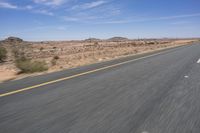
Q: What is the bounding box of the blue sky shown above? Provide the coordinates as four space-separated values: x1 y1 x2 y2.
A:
0 0 200 41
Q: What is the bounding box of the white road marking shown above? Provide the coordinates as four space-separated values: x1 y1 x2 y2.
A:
142 131 149 133
184 75 189 78
197 58 200 63
0 45 188 98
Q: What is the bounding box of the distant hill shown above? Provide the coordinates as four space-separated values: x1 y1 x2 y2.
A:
107 37 129 42
3 37 23 43
84 38 101 42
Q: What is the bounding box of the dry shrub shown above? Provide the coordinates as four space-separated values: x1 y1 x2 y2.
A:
16 58 48 73
51 56 60 66
0 46 7 62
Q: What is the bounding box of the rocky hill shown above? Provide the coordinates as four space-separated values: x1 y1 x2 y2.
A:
84 38 102 42
107 37 129 42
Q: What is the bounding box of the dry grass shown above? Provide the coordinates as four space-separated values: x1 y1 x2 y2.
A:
0 38 198 82
16 59 48 73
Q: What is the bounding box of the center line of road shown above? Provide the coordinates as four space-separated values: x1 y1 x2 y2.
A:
184 75 189 78
197 58 200 63
0 46 186 98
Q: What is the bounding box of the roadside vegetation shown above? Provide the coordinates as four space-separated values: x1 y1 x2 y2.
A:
0 37 197 82
14 49 48 73
51 56 60 66
0 46 7 62
16 57 48 73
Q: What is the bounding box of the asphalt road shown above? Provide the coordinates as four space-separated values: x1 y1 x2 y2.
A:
0 43 200 133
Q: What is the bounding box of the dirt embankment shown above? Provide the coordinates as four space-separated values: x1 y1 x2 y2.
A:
0 37 198 82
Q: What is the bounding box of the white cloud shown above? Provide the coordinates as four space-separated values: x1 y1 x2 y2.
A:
0 1 54 16
25 5 33 10
98 20 132 24
94 13 200 24
34 9 54 16
0 2 18 9
57 26 67 30
63 13 105 22
72 0 107 10
170 21 191 25
33 0 66 6
63 16 80 21
135 13 200 22
82 1 107 9
158 13 200 20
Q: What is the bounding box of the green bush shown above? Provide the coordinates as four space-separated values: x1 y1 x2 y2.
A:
0 46 7 62
16 59 48 73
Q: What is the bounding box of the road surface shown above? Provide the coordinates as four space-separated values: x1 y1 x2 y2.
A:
0 43 200 133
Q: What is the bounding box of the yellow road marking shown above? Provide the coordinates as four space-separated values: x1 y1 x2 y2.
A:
0 47 181 98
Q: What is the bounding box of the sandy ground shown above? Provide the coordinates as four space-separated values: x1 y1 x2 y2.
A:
0 64 17 82
0 39 198 82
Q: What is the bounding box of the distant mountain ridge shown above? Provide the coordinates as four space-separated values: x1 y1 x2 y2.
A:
84 38 101 42
107 37 129 42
